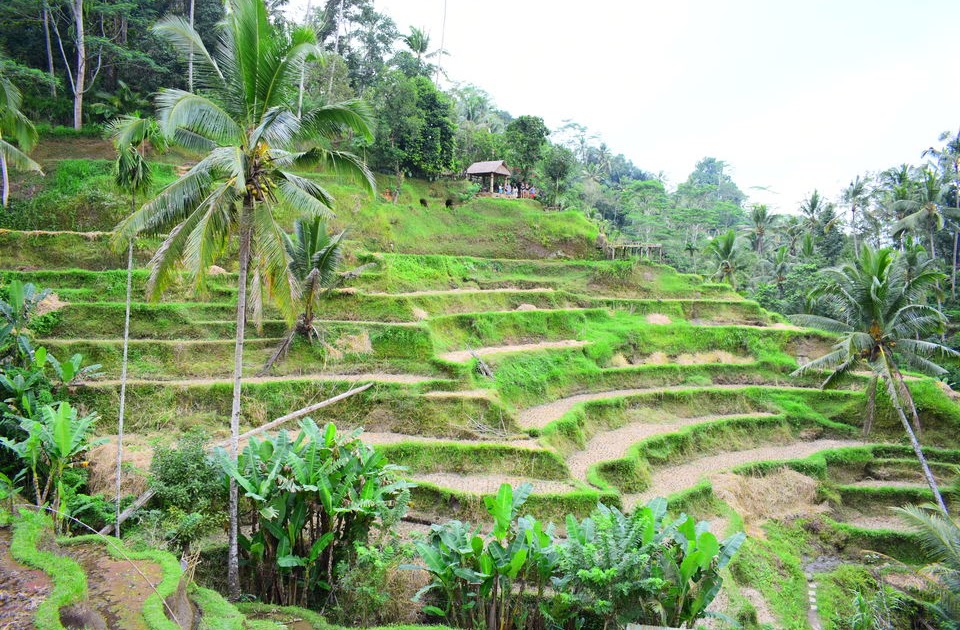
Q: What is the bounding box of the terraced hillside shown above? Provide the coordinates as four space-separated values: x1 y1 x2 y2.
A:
4 188 960 629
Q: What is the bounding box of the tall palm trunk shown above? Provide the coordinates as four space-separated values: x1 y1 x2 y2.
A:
187 0 195 92
1 149 8 208
952 228 958 300
115 237 134 535
851 205 858 254
228 202 253 599
43 2 56 97
883 361 948 515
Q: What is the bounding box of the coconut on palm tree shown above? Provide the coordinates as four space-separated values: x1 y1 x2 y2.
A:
790 245 958 514
0 74 42 208
112 0 375 597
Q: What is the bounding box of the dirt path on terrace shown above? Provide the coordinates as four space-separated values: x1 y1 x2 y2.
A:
364 287 556 297
440 340 589 363
89 372 437 387
62 543 166 630
624 439 862 509
518 384 817 430
0 228 110 238
413 473 577 495
0 528 52 628
566 413 778 483
361 431 543 450
844 515 912 531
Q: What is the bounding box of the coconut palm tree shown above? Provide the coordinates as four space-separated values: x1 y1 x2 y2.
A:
0 74 42 208
106 114 163 536
260 215 373 373
842 175 870 254
790 245 957 515
923 129 960 299
112 0 375 597
704 229 746 289
742 204 778 257
402 26 430 64
762 246 791 297
892 168 959 261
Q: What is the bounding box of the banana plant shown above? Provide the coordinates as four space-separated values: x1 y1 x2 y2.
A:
413 482 557 630
0 280 50 364
0 401 104 530
217 419 411 608
46 352 103 388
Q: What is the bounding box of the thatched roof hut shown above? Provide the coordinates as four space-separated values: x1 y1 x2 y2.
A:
466 160 512 193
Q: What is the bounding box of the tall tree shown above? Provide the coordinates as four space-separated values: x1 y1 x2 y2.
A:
112 0 374 596
791 245 957 515
106 114 162 534
842 175 870 254
892 168 959 261
742 204 778 257
923 129 960 299
0 74 41 208
504 115 548 183
704 229 746 289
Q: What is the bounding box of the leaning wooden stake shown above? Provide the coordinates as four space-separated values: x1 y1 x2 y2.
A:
99 382 373 535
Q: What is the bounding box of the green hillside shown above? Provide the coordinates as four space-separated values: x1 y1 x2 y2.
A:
3 147 959 627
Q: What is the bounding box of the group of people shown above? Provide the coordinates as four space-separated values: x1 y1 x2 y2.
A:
496 182 537 198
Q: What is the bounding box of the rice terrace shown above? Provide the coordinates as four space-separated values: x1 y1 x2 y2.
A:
0 1 959 629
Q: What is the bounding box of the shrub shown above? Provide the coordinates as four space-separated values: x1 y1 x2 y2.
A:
144 431 226 552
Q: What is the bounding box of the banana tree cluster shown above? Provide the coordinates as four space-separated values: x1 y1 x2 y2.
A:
414 485 744 630
558 499 744 629
216 419 411 608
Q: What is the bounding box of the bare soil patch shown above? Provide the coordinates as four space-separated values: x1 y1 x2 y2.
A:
645 313 671 325
439 340 588 363
413 473 576 495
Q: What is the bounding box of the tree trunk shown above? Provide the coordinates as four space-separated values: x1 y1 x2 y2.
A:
187 0 195 92
115 238 134 535
952 228 958 301
863 376 876 436
851 205 858 254
1 150 8 209
227 202 253 599
72 0 85 130
326 0 344 96
883 363 948 515
43 2 56 97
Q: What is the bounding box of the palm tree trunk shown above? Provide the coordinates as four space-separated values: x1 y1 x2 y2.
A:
952 228 958 301
851 205 858 254
115 237 134 536
883 363 948 515
227 202 253 599
1 152 8 208
187 0 195 92
863 376 877 436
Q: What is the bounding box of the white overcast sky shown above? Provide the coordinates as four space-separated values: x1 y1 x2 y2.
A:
288 0 960 212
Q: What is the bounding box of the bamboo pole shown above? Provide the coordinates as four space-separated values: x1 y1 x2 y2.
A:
99 383 373 535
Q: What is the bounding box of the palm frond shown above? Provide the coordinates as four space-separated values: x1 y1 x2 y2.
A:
275 171 336 217
157 90 245 148
0 139 41 173
787 313 854 334
152 14 224 87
